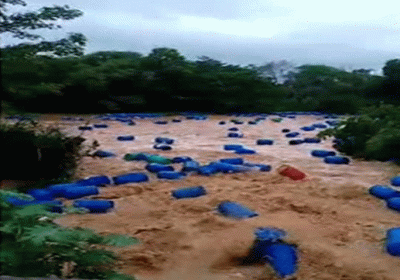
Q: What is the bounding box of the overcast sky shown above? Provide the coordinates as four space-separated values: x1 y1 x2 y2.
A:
3 0 400 72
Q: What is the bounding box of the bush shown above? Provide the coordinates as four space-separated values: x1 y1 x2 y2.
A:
1 118 97 185
318 104 400 163
0 189 138 279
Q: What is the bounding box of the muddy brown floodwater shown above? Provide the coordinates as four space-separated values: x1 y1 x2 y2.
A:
5 114 400 280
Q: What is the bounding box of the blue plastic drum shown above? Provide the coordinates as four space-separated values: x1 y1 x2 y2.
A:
219 158 244 165
235 148 256 154
197 165 219 176
47 183 84 197
172 186 206 199
288 140 303 145
228 132 244 138
93 124 108 128
117 135 135 141
223 144 243 151
78 126 92 131
181 161 200 172
77 175 112 186
153 144 172 150
311 150 336 158
387 197 400 212
228 127 239 131
155 137 174 144
303 138 321 144
112 173 149 185
61 186 99 199
262 243 298 278
26 189 54 201
368 186 400 200
157 171 185 180
391 176 400 187
217 201 258 219
300 126 315 131
172 156 193 163
145 163 174 173
256 139 274 145
285 132 300 138
324 156 350 164
386 227 400 256
73 200 114 213
93 150 115 158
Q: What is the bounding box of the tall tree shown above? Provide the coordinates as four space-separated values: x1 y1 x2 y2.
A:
0 0 86 59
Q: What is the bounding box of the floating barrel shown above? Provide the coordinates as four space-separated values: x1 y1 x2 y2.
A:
303 138 321 144
324 156 350 164
285 132 300 138
155 137 174 144
312 123 328 129
77 175 112 186
218 121 226 125
228 132 244 138
217 201 258 219
391 176 400 187
112 173 149 185
47 183 84 198
197 165 220 176
145 163 174 173
228 127 239 131
154 121 168 125
153 144 172 151
300 126 315 131
5 197 63 212
172 156 193 163
387 197 400 212
208 162 252 173
261 243 298 278
256 139 274 145
219 158 244 165
369 185 400 200
288 140 303 145
172 119 181 122
171 186 206 199
61 186 99 199
26 189 54 201
78 126 92 131
224 144 243 151
243 163 271 172
93 124 108 128
93 150 115 158
235 148 256 154
157 171 185 180
117 135 135 141
181 160 200 172
282 129 290 133
311 150 336 158
386 227 400 256
278 165 306 180
73 200 114 213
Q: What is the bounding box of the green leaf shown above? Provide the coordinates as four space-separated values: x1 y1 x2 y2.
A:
101 234 139 247
20 225 60 246
106 272 137 280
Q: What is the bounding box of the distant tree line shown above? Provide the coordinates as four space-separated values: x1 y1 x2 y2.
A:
1 0 399 115
1 49 399 114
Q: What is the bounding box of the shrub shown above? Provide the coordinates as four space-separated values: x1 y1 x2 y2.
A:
317 104 400 163
1 118 98 187
0 189 138 279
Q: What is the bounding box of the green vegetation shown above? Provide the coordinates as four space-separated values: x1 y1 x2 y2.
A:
318 104 400 163
0 189 137 279
1 119 98 190
3 49 398 114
